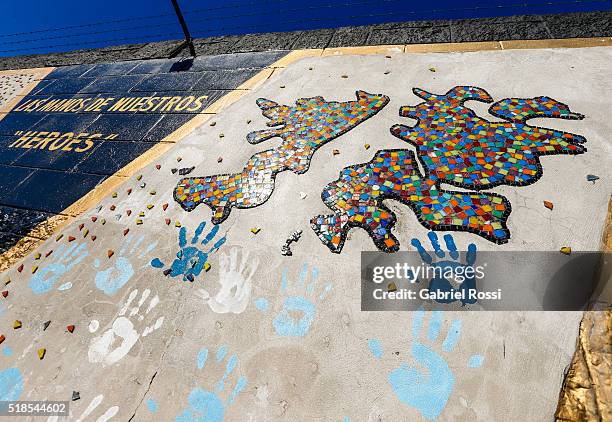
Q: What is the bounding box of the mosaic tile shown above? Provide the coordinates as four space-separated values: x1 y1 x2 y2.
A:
174 91 390 223
311 86 587 253
393 87 587 190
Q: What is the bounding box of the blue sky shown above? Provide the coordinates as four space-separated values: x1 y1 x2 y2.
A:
0 0 609 57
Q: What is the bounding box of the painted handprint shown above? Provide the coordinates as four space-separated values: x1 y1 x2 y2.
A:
411 232 478 306
74 394 119 422
151 221 226 282
29 242 89 294
0 367 23 401
369 309 484 420
199 248 259 314
177 345 247 422
88 288 164 366
255 263 332 337
93 234 157 295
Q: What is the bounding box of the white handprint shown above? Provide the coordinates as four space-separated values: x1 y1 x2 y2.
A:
72 394 118 422
88 289 163 366
198 248 258 314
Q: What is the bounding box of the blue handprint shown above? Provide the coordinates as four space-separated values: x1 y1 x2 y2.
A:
369 309 483 420
29 242 89 294
411 232 477 306
176 345 247 422
0 367 23 401
93 234 157 295
255 264 332 337
151 222 226 282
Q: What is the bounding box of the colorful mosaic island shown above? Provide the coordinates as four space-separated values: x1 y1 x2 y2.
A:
311 86 587 253
174 91 390 223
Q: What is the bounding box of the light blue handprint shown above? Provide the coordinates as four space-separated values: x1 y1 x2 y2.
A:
0 367 23 401
369 309 483 420
146 398 158 413
255 264 332 337
93 234 157 295
411 232 478 306
151 221 226 282
29 242 89 294
176 345 247 422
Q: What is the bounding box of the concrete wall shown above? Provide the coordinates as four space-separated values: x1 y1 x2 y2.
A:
0 10 610 70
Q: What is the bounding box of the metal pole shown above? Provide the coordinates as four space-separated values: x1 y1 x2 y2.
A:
170 0 196 57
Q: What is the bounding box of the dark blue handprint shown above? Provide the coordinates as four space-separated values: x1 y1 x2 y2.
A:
411 232 477 306
151 222 226 282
